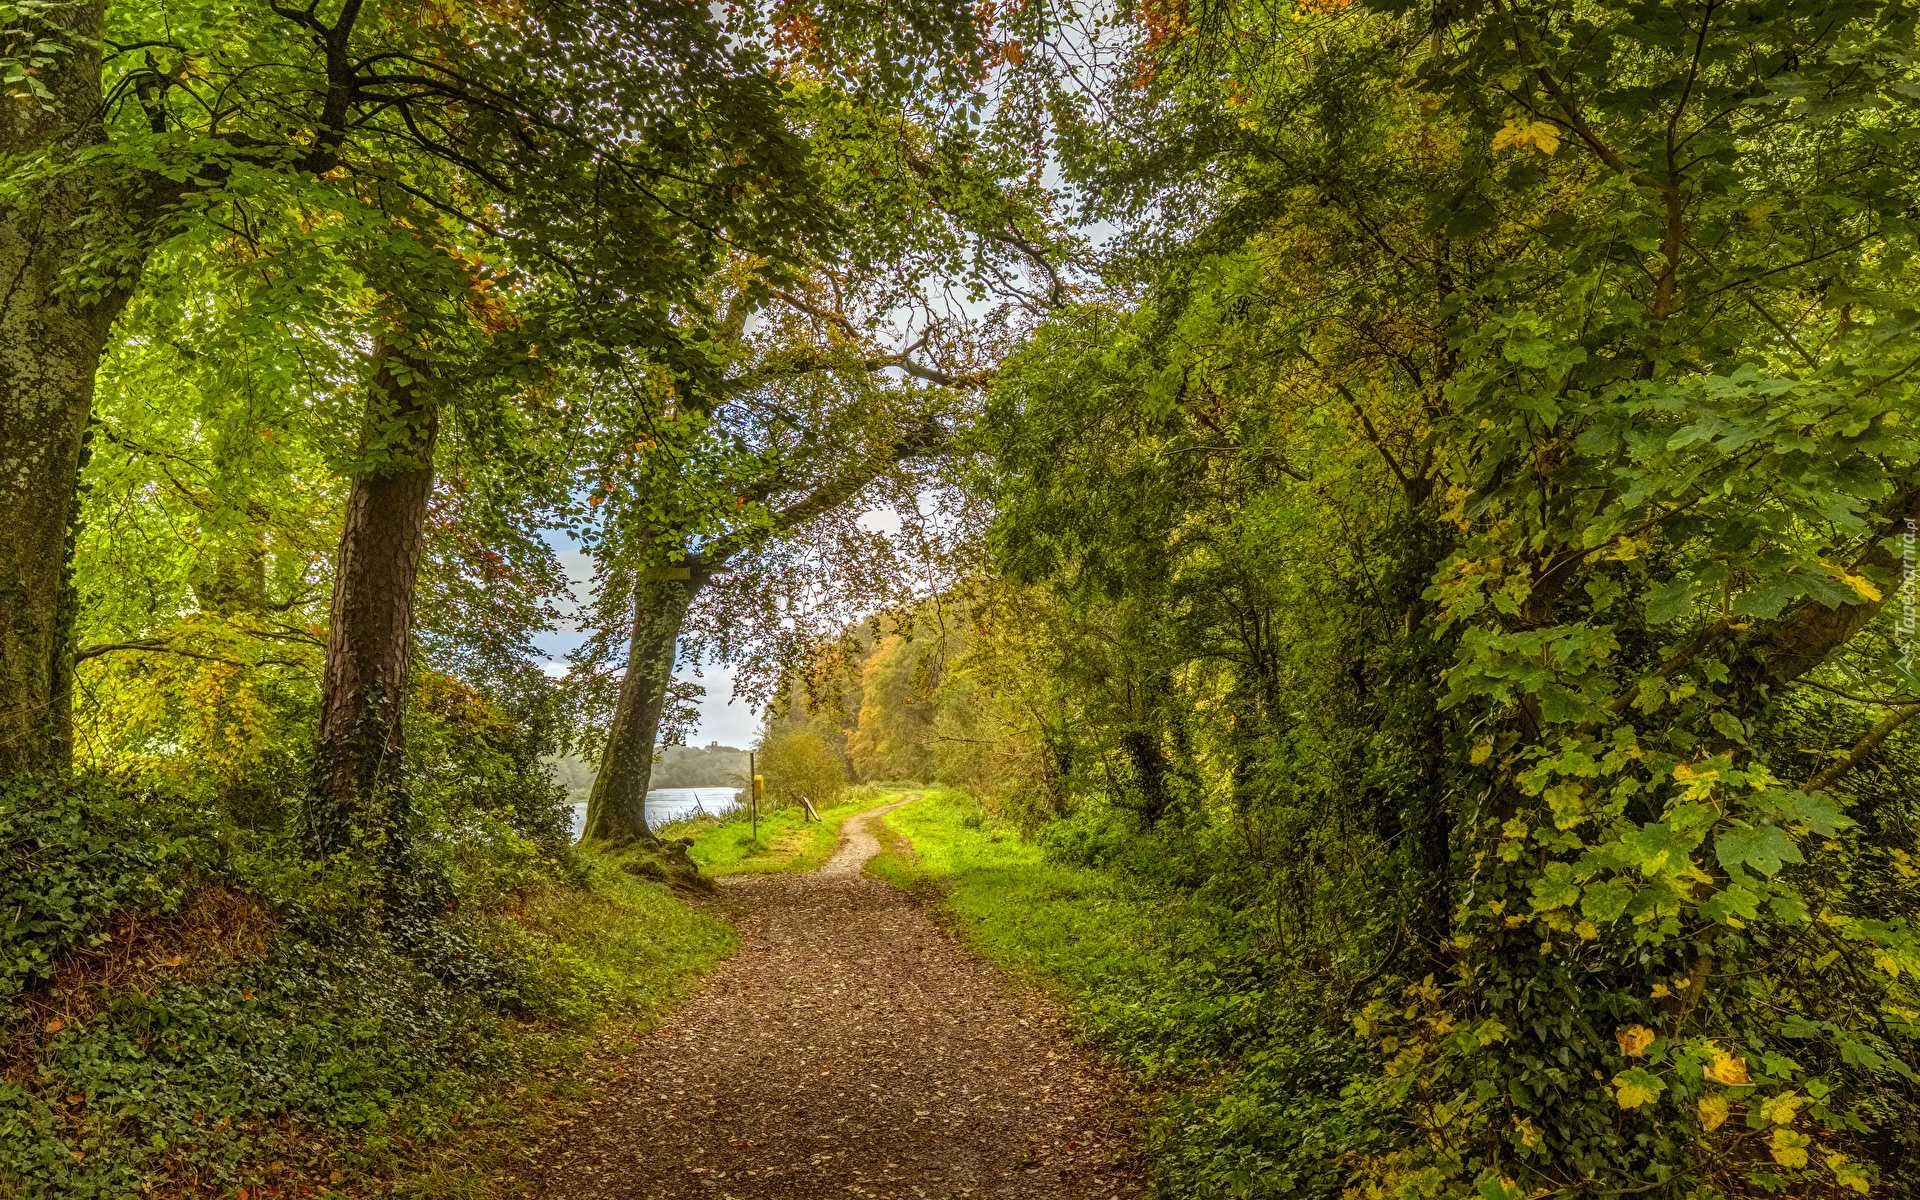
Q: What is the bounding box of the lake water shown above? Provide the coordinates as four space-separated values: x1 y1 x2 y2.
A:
566 786 741 840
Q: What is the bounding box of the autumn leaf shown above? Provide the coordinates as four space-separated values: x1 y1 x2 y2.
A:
1612 1067 1665 1108
1703 1045 1749 1086
1696 1093 1730 1130
1769 1127 1811 1169
1758 1091 1803 1126
1515 1118 1540 1149
1615 1025 1655 1058
1492 116 1561 155
1827 1153 1873 1195
44 1017 64 1034
1829 567 1882 603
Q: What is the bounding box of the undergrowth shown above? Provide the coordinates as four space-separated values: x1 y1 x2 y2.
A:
0 773 732 1200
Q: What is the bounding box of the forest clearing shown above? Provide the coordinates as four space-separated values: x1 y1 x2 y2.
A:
3 0 1919 1198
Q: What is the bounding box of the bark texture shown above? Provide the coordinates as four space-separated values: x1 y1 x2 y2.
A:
582 562 701 845
0 1 129 776
306 338 438 855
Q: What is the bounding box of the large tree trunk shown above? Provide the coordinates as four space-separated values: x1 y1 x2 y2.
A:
583 561 702 846
0 1 129 777
305 337 438 857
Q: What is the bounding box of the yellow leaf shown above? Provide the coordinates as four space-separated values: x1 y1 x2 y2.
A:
1703 1045 1749 1086
1615 1025 1655 1058
1472 739 1494 765
1575 919 1599 940
1833 569 1882 603
1650 983 1670 999
1612 1070 1662 1108
1828 1153 1872 1195
1696 1093 1730 1130
1758 1091 1803 1126
1492 117 1561 155
1769 1127 1811 1169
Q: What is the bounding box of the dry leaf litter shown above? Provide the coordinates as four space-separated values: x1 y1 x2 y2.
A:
524 802 1143 1200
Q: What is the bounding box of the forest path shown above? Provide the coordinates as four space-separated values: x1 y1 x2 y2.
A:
525 800 1142 1200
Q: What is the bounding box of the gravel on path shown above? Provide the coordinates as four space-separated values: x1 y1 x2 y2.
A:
524 801 1143 1200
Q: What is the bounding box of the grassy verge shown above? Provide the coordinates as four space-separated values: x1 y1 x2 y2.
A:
1 779 734 1200
660 789 892 876
865 789 1155 996
865 790 1360 1200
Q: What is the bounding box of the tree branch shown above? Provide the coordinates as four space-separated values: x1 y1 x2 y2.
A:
1805 704 1920 792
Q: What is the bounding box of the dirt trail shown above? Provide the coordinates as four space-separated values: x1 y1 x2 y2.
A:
525 800 1143 1200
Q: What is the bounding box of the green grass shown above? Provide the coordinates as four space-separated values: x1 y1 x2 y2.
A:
518 852 737 1012
864 791 1368 1200
865 789 1155 995
661 791 894 876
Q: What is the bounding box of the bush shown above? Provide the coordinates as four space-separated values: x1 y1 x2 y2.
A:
753 728 847 810
0 776 202 1008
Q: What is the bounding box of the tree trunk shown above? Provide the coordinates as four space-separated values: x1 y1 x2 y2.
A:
305 337 438 856
0 1 128 777
583 562 701 845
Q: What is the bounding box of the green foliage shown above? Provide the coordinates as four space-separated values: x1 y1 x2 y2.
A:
933 0 1920 1193
0 755 729 1198
754 726 848 810
0 777 200 1008
668 793 879 875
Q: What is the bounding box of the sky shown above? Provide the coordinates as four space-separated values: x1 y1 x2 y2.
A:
533 505 904 751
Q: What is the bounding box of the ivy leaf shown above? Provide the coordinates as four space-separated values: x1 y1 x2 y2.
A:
1715 824 1803 876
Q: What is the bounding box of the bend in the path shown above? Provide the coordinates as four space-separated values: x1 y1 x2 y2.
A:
525 798 1142 1200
